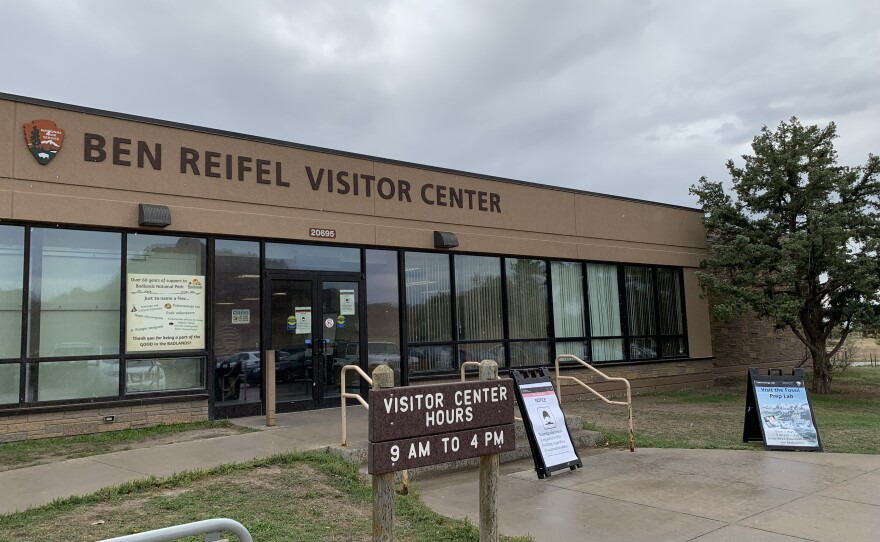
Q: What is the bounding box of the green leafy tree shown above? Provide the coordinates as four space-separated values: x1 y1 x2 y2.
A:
690 117 880 393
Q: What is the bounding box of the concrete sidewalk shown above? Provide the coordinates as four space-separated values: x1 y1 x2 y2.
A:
418 447 880 542
0 407 368 515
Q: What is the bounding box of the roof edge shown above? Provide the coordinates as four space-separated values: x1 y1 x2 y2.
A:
1 91 703 213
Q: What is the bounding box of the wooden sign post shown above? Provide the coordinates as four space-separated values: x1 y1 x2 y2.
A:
368 361 514 542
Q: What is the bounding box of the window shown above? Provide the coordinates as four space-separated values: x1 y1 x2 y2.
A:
405 252 451 343
28 228 122 358
27 359 119 402
658 268 687 357
506 259 549 339
126 357 203 393
455 255 503 341
266 243 360 272
624 266 657 360
586 263 624 362
213 240 261 404
366 250 401 386
0 225 24 361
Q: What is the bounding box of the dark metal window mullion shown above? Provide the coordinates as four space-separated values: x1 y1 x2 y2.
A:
205 238 215 411
652 266 662 360
678 268 689 357
617 264 630 361
582 261 593 363
398 249 409 386
119 233 128 398
500 258 511 369
546 259 556 366
448 253 459 370
25 227 44 403
18 226 31 405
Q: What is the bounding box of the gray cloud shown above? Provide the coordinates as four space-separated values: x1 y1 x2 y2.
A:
1 0 878 207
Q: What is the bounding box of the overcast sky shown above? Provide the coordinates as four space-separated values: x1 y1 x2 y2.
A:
1 1 878 207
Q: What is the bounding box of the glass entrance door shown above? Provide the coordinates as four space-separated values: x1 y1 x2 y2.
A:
266 274 362 412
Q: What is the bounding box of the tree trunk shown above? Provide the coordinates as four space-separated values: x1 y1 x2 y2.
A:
811 347 833 394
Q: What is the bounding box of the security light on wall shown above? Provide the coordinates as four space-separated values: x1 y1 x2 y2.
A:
434 231 459 249
138 204 172 227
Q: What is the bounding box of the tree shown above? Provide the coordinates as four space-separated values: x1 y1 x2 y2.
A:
690 117 880 393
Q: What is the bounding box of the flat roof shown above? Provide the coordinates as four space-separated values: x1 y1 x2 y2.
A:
1 92 702 213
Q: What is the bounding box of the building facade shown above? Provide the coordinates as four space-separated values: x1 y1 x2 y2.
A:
0 93 715 441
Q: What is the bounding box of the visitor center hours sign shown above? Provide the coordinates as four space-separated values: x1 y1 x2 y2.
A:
368 380 516 474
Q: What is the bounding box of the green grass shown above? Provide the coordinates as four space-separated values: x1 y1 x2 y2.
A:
0 420 252 470
578 367 880 454
0 451 531 542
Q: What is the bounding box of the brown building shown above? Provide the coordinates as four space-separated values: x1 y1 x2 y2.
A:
0 93 733 441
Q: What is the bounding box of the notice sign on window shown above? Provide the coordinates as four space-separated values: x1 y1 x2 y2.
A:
340 289 356 315
295 307 312 335
126 274 205 352
231 309 250 324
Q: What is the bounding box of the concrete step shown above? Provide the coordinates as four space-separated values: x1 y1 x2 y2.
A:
327 415 602 480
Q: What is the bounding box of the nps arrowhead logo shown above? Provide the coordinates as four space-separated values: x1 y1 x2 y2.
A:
23 119 65 165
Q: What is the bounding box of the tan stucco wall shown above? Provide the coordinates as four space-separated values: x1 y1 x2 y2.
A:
0 95 713 358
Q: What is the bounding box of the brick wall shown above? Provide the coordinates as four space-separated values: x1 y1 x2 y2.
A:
0 399 209 443
554 358 716 399
710 311 806 380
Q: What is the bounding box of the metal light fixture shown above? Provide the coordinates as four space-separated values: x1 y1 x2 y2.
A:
434 231 459 249
138 204 172 227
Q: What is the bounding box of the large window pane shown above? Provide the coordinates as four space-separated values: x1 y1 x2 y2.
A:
556 341 589 363
128 234 205 275
27 359 119 401
126 357 202 393
592 339 624 362
0 226 24 360
658 268 684 335
0 364 19 404
29 229 121 357
625 267 656 336
457 342 505 366
366 250 401 385
405 252 451 342
266 243 360 272
455 256 503 341
551 261 585 338
506 259 549 339
408 345 455 374
586 263 623 361
509 341 550 367
214 240 261 404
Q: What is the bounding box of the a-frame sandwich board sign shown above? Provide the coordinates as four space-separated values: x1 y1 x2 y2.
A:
743 367 822 451
512 368 583 479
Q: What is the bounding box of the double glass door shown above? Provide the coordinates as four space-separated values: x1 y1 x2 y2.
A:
265 273 363 411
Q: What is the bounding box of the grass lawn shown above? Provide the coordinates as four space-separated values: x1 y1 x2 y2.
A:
0 451 531 542
0 420 254 472
567 366 880 454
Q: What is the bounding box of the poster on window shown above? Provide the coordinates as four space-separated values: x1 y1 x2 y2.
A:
340 289 356 315
295 307 312 334
126 273 205 352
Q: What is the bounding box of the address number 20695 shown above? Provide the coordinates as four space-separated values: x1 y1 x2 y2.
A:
309 228 337 239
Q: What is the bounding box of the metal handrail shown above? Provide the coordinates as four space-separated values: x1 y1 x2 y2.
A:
340 364 373 447
460 360 522 422
97 518 253 542
555 354 635 451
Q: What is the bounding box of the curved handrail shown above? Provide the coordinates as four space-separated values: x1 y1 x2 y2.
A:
340 364 373 447
555 354 635 452
98 518 253 542
461 360 522 422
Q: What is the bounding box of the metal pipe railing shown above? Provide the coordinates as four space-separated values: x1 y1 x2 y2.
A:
555 354 635 451
97 518 253 542
340 364 372 447
460 360 522 422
